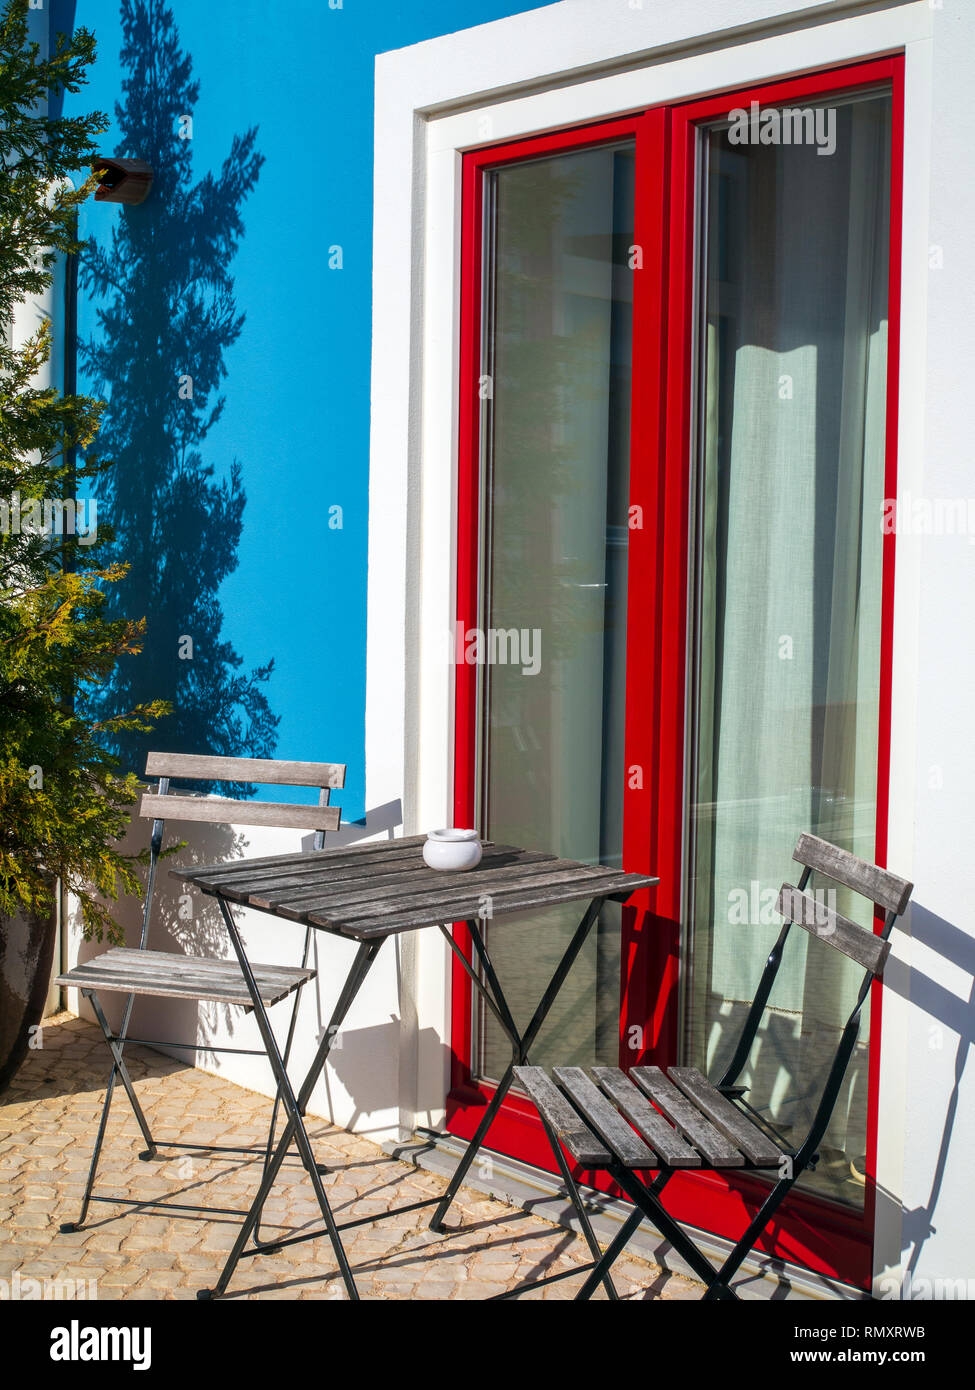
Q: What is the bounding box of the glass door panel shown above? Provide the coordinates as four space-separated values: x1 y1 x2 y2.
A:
474 143 635 1083
685 91 893 1208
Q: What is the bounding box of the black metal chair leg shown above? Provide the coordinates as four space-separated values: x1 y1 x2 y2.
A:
86 991 157 1157
573 1204 645 1300
701 1171 799 1300
536 1112 621 1300
612 1166 737 1298
60 824 166 1232
570 1167 676 1300
59 1060 121 1232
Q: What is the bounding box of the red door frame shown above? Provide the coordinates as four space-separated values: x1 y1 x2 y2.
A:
448 54 904 1290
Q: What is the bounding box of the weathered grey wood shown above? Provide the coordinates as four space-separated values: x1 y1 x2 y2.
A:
513 1067 611 1167
308 863 650 927
57 949 310 992
55 970 306 1007
793 832 912 916
59 947 292 979
172 838 657 941
171 835 431 888
276 856 603 921
56 948 313 1008
552 1068 657 1169
140 794 341 832
591 1068 700 1168
776 885 891 975
309 870 660 939
145 751 346 789
667 1067 782 1167
253 848 543 913
631 1067 745 1167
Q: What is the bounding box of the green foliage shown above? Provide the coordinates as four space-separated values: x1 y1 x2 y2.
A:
0 0 168 942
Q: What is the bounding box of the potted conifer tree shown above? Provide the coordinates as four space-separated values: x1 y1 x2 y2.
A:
0 0 166 1091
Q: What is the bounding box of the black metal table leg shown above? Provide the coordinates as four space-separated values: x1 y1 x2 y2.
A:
253 923 322 1247
429 897 605 1232
199 906 381 1301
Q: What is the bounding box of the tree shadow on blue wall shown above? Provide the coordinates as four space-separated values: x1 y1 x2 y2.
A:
80 0 276 796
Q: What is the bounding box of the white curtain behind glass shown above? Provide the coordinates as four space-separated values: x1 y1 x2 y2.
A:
689 95 891 1203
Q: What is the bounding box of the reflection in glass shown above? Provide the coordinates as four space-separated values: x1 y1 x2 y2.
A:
475 145 635 1082
686 94 892 1207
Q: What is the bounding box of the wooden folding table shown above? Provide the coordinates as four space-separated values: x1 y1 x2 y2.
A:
173 833 658 1300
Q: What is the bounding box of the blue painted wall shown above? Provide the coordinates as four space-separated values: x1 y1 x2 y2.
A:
68 0 549 819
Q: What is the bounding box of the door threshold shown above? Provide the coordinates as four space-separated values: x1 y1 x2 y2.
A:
384 1131 869 1302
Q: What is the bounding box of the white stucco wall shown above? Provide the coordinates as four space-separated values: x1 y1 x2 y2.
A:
59 0 975 1295
894 0 975 1297
364 0 975 1295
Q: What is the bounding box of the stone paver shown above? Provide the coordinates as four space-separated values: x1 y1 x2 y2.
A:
0 1013 703 1302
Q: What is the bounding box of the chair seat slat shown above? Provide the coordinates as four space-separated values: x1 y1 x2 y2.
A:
56 948 313 1009
513 1067 611 1167
552 1068 657 1169
591 1068 700 1168
666 1068 783 1167
631 1067 744 1167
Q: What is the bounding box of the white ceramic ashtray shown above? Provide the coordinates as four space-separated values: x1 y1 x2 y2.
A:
423 828 483 872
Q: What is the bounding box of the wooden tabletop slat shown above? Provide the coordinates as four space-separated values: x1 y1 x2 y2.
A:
223 839 525 906
310 871 659 939
235 845 529 908
204 839 438 892
171 834 431 887
297 861 631 925
172 837 657 942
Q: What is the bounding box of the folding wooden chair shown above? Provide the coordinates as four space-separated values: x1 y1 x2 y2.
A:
509 833 913 1299
55 751 345 1234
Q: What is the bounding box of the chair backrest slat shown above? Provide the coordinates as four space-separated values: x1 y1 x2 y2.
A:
139 793 340 833
793 831 912 916
776 885 891 977
143 752 346 789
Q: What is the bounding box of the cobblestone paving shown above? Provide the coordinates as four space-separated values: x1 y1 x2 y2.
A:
0 1014 703 1301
